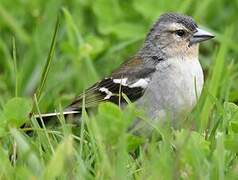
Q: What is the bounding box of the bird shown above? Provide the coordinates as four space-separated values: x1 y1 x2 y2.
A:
35 12 214 132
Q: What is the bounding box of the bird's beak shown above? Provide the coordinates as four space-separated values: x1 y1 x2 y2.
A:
189 28 214 46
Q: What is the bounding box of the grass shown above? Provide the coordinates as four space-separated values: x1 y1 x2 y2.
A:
0 0 238 179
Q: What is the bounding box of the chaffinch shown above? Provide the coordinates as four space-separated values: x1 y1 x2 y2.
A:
36 13 214 130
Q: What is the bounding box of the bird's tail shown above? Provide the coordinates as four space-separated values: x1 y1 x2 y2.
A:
34 110 80 119
33 110 81 123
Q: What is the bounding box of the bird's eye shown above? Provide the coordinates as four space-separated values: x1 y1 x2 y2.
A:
175 30 186 37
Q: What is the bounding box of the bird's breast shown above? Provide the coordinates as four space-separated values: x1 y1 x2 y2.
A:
137 57 204 121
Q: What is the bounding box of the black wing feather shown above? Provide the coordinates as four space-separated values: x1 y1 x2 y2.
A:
67 78 145 111
66 56 158 112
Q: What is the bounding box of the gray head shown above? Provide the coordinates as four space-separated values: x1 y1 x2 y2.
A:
140 13 214 60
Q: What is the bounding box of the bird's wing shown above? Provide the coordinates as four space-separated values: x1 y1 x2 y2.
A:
66 56 157 112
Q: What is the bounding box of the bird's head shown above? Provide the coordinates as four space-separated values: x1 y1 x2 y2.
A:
141 13 214 60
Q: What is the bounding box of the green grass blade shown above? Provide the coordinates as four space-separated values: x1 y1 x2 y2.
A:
33 94 55 154
43 136 74 179
200 27 233 131
12 37 18 97
36 16 60 100
10 128 43 176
